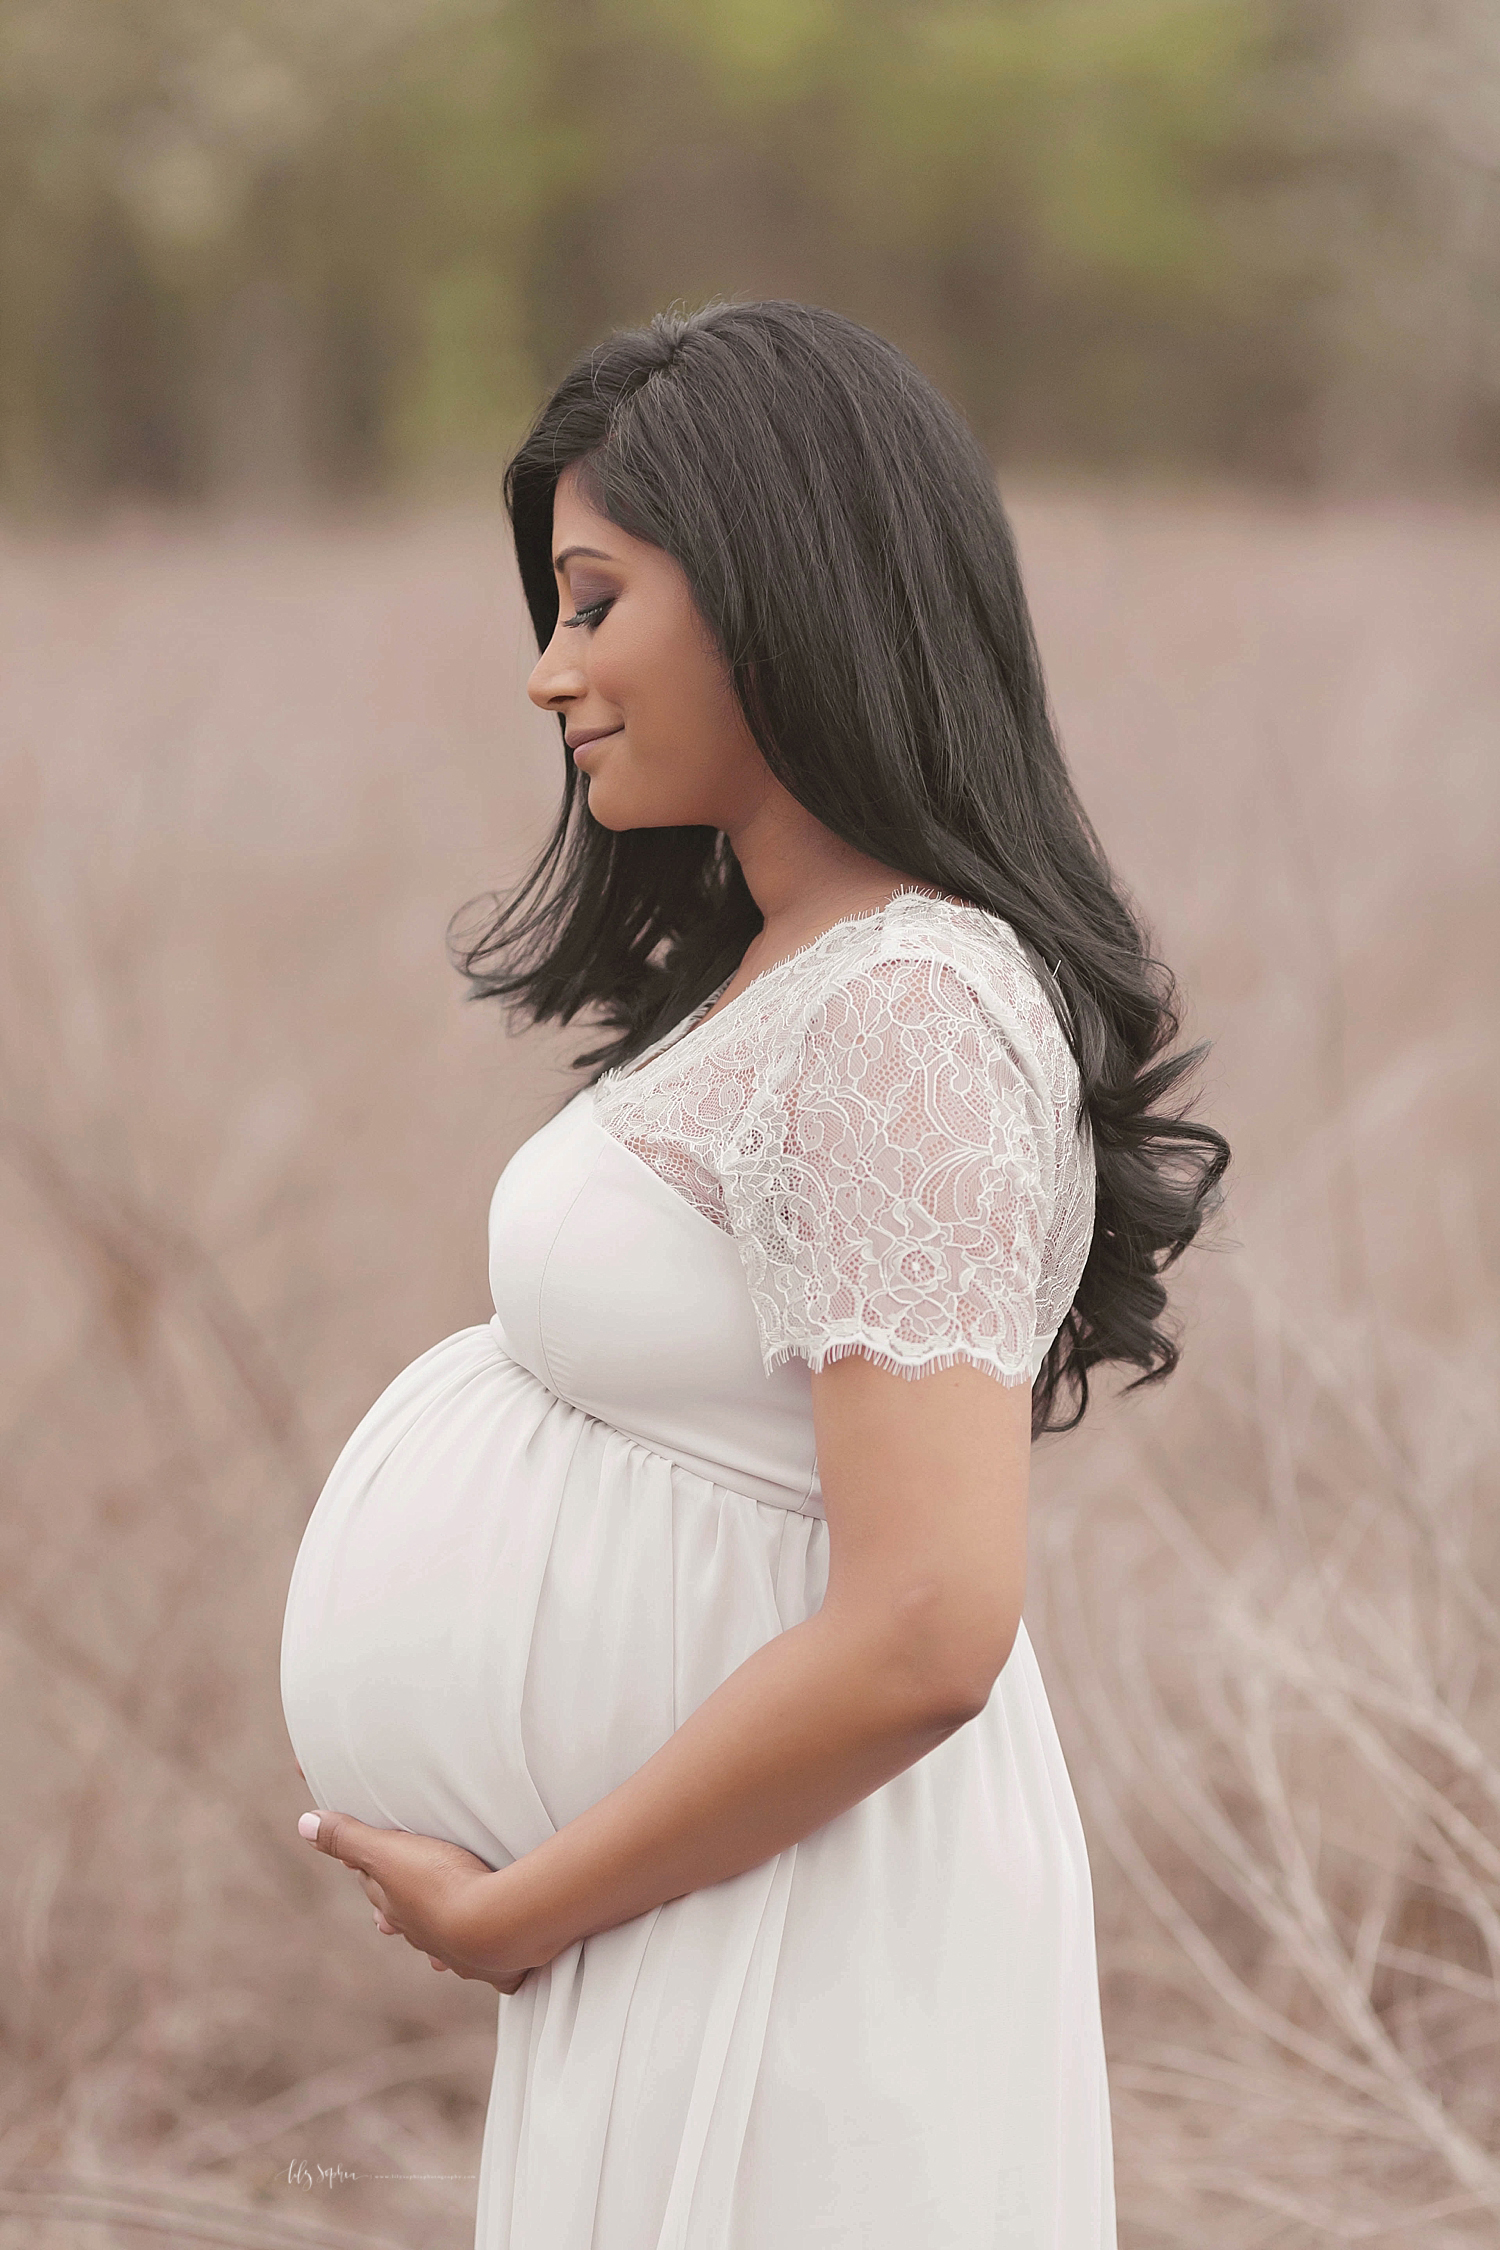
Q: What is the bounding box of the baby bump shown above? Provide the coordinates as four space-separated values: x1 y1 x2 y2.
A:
280 1327 827 1868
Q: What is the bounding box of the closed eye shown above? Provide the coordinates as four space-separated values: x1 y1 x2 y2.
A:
562 597 614 630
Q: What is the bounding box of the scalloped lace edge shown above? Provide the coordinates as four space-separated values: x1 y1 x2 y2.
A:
764 1336 1036 1388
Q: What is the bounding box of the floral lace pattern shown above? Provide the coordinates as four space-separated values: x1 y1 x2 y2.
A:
592 893 1095 1385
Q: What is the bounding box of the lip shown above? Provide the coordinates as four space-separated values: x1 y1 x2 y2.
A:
565 725 623 753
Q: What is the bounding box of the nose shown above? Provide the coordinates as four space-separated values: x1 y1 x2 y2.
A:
527 623 586 714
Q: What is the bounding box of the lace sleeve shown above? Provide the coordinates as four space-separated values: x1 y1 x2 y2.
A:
722 953 1063 1385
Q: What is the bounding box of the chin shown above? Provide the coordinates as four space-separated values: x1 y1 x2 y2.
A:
583 790 636 832
584 783 687 832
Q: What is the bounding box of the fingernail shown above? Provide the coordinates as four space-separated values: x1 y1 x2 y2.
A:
298 1812 321 1842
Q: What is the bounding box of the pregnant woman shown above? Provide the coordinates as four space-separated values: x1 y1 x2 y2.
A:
281 299 1227 2249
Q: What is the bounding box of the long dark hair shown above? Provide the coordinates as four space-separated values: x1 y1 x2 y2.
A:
452 299 1228 1434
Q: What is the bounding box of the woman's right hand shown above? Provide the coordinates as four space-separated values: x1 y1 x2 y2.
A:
299 1762 529 1993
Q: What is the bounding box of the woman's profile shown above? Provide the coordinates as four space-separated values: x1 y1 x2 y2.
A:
281 299 1227 2248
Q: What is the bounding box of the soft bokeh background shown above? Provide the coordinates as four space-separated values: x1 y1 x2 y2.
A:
2 5 1497 2247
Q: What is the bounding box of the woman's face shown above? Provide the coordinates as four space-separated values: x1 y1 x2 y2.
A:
526 463 771 833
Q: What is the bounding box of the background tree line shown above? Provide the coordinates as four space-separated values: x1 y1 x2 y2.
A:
0 0 1496 508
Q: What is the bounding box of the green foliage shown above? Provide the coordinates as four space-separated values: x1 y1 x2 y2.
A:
628 0 846 99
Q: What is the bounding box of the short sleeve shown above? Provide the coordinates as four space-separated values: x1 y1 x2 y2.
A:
720 952 1058 1385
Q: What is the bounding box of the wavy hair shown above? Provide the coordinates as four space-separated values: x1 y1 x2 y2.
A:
452 300 1229 1434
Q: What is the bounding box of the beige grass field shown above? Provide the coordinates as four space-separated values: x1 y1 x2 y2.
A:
1 489 1496 2248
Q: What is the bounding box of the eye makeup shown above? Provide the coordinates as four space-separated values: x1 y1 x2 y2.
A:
562 597 614 630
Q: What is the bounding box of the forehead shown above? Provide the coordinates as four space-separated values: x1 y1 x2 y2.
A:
551 463 619 556
548 465 692 606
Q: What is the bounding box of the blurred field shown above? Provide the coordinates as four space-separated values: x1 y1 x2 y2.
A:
1 490 1496 2248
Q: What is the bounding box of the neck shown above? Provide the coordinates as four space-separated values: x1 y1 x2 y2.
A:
725 783 914 943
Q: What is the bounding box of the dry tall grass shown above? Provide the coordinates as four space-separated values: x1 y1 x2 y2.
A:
1 491 1495 2247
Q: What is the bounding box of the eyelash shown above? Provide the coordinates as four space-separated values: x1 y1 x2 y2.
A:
562 597 613 630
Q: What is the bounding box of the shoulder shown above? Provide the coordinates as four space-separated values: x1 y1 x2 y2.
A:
769 891 1080 1114
721 895 1088 1384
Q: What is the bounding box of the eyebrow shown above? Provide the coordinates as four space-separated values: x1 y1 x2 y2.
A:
553 544 616 573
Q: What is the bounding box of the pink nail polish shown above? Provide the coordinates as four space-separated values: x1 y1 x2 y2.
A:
298 1812 321 1841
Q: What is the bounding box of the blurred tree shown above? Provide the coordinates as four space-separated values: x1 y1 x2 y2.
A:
0 0 1494 506
1292 0 1500 486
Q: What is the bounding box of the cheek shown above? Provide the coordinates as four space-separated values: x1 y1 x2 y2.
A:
593 613 674 710
597 620 728 755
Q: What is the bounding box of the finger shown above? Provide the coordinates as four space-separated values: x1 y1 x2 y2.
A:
298 1810 383 1873
375 1911 398 1936
428 1956 449 1972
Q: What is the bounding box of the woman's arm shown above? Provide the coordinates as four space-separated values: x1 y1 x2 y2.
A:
415 1351 1030 1980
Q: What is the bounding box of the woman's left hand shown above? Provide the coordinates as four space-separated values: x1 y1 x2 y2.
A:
298 1809 538 1994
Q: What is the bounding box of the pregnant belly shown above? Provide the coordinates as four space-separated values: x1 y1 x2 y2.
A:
280 1325 826 1869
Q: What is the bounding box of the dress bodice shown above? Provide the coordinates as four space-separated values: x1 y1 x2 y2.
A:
489 1093 827 1514
487 890 1095 1517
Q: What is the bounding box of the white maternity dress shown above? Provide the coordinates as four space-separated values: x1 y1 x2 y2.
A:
280 889 1115 2249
